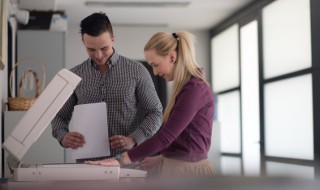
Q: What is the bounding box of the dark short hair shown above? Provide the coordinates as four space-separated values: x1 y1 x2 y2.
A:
80 12 113 36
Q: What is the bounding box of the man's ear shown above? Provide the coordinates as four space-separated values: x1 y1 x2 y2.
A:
112 36 115 42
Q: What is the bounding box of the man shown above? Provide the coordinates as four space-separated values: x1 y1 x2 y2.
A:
51 12 163 163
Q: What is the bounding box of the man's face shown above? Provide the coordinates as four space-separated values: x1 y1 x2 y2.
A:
82 31 115 66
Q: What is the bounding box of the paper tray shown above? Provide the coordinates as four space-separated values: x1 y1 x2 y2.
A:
14 164 147 182
14 164 119 181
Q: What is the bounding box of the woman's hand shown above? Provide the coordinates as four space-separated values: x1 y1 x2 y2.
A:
110 135 136 151
139 155 163 170
85 158 120 166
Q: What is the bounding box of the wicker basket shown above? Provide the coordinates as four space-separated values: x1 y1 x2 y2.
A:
7 57 46 111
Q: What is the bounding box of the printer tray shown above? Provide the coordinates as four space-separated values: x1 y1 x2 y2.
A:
14 164 120 182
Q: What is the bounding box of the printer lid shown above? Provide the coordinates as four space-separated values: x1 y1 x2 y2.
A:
2 69 81 161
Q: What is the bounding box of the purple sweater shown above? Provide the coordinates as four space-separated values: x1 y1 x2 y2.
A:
127 76 214 162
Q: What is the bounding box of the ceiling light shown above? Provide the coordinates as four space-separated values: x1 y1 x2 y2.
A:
113 23 168 27
85 1 190 8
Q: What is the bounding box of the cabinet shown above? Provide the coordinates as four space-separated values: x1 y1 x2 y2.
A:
3 111 64 178
16 30 65 98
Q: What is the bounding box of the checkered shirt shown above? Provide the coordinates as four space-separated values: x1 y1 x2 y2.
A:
51 51 163 158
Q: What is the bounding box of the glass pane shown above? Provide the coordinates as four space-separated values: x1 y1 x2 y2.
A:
208 121 221 174
264 74 314 160
262 0 311 79
211 24 239 92
221 156 242 176
218 91 241 153
240 20 260 176
266 161 314 180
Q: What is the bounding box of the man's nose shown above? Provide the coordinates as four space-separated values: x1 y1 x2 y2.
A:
95 50 103 59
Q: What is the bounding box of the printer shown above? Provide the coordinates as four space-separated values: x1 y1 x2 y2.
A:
2 69 146 182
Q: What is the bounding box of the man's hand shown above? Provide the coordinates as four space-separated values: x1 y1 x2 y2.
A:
110 135 136 151
61 132 85 149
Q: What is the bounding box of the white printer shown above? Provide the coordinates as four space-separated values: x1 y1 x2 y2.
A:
2 69 146 182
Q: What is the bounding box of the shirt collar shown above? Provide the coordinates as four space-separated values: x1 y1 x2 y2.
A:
89 48 120 69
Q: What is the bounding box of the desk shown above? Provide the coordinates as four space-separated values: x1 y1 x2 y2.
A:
1 176 319 190
1 177 145 190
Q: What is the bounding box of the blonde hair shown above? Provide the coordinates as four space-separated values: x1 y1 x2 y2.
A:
144 31 209 122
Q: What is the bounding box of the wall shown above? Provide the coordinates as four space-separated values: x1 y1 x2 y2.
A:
0 0 10 178
0 0 9 117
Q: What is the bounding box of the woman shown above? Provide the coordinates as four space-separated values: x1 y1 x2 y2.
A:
86 31 215 177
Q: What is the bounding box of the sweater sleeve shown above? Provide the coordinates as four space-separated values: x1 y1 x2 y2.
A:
127 80 207 162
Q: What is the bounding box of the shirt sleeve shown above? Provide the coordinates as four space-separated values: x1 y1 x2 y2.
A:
51 92 77 145
128 81 206 162
128 63 163 145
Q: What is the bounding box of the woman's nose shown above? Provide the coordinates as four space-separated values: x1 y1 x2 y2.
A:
153 68 158 76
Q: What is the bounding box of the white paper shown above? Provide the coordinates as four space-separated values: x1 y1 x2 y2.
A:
71 102 110 160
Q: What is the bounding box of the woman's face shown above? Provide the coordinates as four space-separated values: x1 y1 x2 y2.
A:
144 49 176 81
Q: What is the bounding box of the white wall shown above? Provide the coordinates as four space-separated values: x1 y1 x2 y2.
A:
1 0 9 116
0 0 10 178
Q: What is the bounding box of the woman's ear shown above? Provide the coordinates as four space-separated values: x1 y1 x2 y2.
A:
169 51 177 63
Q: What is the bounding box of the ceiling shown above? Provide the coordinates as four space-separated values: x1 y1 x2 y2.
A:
49 0 256 30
